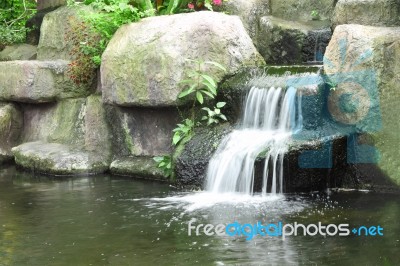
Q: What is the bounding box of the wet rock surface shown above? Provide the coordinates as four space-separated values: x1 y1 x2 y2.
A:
110 156 166 180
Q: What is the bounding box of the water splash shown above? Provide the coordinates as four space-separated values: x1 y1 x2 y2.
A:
206 86 302 195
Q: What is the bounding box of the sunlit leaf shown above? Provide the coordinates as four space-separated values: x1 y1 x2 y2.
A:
201 74 216 87
173 133 181 145
216 102 226 108
196 91 204 104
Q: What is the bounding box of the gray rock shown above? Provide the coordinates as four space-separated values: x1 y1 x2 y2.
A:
37 0 66 11
214 0 270 39
12 141 108 175
0 103 23 164
270 0 335 22
37 6 95 60
110 156 166 180
0 60 91 103
0 44 37 61
13 96 111 175
26 7 61 45
324 24 400 186
101 11 265 107
332 0 400 28
257 16 331 64
105 106 179 157
174 123 233 187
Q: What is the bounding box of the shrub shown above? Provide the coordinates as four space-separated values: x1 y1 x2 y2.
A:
0 0 37 49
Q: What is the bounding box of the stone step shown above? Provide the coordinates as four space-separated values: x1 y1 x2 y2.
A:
11 95 111 174
256 16 332 64
0 44 37 61
110 156 166 180
12 141 108 175
0 60 90 103
270 0 335 22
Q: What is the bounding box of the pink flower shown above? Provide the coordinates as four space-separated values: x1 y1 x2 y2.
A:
188 2 194 9
212 0 222 6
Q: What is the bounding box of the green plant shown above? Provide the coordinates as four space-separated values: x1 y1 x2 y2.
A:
178 59 226 121
154 59 227 178
0 0 37 49
156 0 222 15
326 79 337 91
201 102 227 125
172 118 195 145
65 17 103 85
311 10 320 20
153 155 173 177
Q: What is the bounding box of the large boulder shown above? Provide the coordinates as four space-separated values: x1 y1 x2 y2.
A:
324 24 400 186
101 11 265 107
0 103 23 164
0 44 37 61
37 6 94 60
13 96 111 174
0 60 90 103
332 0 400 28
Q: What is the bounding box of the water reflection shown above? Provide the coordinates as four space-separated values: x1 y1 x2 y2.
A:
0 166 399 265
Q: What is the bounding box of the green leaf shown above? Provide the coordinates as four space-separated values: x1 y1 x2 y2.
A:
216 102 226 108
201 116 208 120
201 80 217 96
202 107 211 112
215 108 221 114
201 74 216 87
204 61 226 72
153 156 163 163
219 114 228 121
184 119 194 126
200 90 214 99
173 133 181 145
204 0 213 11
178 84 196 98
196 91 204 104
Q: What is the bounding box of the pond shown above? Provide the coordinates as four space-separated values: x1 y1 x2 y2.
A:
0 166 399 265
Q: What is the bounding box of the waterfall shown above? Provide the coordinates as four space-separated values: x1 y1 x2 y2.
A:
206 86 302 195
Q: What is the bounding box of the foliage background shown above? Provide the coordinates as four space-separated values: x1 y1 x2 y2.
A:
0 0 37 49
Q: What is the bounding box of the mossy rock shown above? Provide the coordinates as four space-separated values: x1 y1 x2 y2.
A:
110 156 166 181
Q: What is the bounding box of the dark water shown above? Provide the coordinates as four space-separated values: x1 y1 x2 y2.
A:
0 166 399 266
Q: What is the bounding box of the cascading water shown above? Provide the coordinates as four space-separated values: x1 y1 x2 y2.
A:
206 86 303 195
